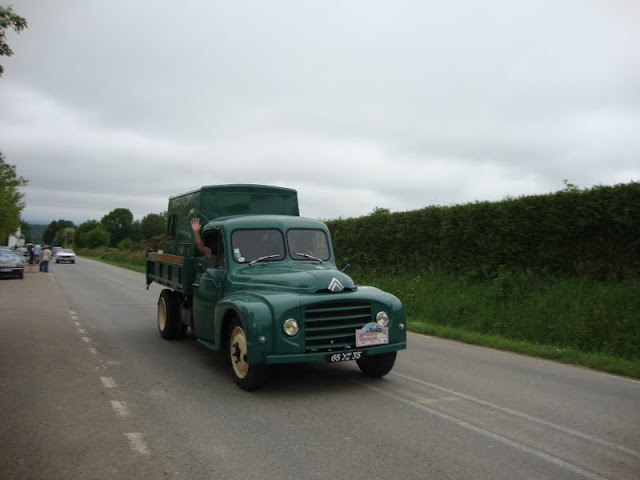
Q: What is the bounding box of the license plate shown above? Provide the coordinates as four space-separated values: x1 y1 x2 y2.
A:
0 268 12 272
327 351 362 363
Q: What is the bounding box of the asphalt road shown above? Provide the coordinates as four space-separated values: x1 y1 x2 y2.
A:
1 258 639 480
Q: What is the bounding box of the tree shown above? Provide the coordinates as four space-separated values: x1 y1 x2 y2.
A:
369 207 391 216
101 208 133 247
43 219 75 245
140 212 166 239
562 178 581 192
52 227 75 247
75 220 99 248
0 151 27 242
1 8 28 241
130 219 143 243
75 220 112 248
0 5 27 76
84 226 110 248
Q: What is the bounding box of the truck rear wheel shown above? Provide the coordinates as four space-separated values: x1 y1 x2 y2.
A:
356 351 397 377
228 317 267 391
158 289 180 340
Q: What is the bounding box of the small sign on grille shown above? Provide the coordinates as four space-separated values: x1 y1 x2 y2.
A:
356 323 389 347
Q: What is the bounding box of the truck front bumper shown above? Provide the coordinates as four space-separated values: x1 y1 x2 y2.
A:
263 342 407 365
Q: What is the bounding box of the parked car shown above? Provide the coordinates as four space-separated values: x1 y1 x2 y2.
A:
51 246 62 257
55 248 76 264
0 246 25 261
0 251 25 279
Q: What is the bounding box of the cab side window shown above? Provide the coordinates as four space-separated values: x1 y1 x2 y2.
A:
203 230 225 269
167 213 177 238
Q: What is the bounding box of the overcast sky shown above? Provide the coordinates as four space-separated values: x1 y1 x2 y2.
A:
1 0 639 225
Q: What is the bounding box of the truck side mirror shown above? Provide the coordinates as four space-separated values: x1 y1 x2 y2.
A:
341 258 350 272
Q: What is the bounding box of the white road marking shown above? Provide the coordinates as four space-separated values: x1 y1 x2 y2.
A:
110 400 129 416
66 309 153 460
365 382 611 480
124 433 150 455
392 371 640 458
100 377 116 389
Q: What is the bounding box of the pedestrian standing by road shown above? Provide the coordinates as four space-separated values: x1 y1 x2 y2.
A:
41 245 52 272
34 243 41 268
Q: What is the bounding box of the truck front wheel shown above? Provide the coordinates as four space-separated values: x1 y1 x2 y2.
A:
356 351 397 377
158 289 180 340
228 317 267 391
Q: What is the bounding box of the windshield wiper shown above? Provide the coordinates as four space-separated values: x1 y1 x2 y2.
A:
249 254 281 265
295 252 323 262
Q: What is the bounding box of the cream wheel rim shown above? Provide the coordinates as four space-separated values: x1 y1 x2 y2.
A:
158 298 167 331
230 325 249 379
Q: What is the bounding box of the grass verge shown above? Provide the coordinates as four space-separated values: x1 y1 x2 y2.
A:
409 318 640 379
77 249 146 273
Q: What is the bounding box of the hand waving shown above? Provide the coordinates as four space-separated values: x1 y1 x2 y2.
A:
191 217 201 234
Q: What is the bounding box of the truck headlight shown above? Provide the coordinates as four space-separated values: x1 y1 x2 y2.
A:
376 311 389 327
283 318 300 336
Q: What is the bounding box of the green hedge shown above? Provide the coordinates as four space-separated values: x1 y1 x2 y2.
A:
327 182 640 280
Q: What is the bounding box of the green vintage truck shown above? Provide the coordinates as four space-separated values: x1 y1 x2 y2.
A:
146 184 406 390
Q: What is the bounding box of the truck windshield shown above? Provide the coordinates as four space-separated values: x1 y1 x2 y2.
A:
287 229 330 261
231 229 285 264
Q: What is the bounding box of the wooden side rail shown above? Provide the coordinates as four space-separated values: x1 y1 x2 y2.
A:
148 252 185 265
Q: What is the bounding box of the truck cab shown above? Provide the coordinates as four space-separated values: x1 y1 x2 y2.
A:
146 185 406 390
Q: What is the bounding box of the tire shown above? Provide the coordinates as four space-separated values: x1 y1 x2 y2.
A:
356 351 397 377
18 271 24 279
72 260 75 264
157 289 180 340
56 259 59 264
228 317 267 391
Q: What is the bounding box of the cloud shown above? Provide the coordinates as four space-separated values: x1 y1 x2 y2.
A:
1 0 639 225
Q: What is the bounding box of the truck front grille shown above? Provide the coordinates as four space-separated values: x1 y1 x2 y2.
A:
304 301 372 352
